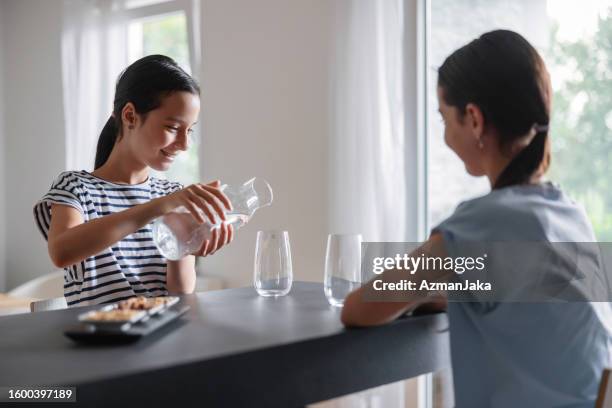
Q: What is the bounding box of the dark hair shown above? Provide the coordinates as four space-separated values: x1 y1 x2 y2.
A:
94 55 200 169
438 30 551 189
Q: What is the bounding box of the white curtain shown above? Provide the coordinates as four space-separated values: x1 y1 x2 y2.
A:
328 1 412 407
61 0 128 171
329 0 407 243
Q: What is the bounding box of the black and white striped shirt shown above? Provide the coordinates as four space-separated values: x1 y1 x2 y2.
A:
33 170 183 307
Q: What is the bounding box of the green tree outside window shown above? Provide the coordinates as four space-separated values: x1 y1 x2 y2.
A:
548 8 612 240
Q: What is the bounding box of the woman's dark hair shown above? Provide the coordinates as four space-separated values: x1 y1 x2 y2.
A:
438 30 551 189
94 55 200 169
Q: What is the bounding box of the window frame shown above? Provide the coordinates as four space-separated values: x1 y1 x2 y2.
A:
405 0 433 406
122 0 201 79
403 0 429 244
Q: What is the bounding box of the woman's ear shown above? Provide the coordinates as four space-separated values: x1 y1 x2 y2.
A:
121 102 137 130
465 103 485 146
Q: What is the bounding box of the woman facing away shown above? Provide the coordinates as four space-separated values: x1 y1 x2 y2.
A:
34 55 233 307
342 30 612 407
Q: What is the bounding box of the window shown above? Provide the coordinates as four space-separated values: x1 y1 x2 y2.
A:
425 2 612 406
427 0 612 240
128 12 190 72
126 0 200 186
125 0 173 9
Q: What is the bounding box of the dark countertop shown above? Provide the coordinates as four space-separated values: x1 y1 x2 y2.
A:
0 281 450 407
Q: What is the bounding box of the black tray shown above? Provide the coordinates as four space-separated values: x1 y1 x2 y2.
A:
64 304 191 344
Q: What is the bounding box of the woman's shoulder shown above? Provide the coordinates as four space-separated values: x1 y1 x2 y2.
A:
436 181 593 241
455 181 566 214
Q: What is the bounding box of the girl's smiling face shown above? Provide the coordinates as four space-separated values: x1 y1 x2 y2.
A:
123 91 200 171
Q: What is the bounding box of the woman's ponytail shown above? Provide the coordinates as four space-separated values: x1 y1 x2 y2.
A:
94 116 119 169
494 127 549 189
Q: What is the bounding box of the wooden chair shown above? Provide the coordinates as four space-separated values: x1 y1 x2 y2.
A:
597 368 612 408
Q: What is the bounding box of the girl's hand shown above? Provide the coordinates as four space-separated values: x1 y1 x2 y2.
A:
157 180 232 224
194 222 234 257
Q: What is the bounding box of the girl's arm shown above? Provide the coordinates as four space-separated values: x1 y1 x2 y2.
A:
166 256 196 294
167 221 234 294
340 233 451 327
47 183 231 268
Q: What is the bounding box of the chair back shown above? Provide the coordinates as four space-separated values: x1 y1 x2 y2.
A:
8 271 64 299
30 297 67 313
597 368 612 408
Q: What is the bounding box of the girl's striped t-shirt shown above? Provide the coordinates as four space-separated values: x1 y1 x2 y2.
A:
33 170 183 307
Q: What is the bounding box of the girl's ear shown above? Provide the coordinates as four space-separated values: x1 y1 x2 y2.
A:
121 102 137 130
465 102 485 145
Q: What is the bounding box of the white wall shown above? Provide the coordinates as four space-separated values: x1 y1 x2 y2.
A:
2 0 65 289
0 3 6 291
0 0 333 291
198 0 332 288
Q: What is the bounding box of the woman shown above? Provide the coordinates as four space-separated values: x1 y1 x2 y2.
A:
342 30 611 407
34 55 233 307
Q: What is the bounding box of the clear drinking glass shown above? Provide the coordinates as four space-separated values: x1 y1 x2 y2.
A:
254 230 293 297
324 234 363 307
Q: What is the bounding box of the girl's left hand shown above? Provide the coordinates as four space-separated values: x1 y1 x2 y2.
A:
194 222 234 257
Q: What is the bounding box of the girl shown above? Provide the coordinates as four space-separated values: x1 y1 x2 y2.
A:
341 30 611 407
34 55 233 307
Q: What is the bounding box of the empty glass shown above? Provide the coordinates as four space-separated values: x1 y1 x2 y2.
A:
324 234 363 307
254 230 293 297
153 177 273 260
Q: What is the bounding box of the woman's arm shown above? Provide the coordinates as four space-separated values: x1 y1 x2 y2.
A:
47 183 231 268
340 233 451 327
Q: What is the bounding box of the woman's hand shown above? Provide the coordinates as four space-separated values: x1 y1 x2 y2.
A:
157 180 232 224
193 222 235 257
341 233 450 327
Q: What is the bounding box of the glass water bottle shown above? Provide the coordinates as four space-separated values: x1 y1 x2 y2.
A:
152 177 273 260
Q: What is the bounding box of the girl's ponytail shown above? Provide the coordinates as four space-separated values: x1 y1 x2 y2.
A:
94 116 119 169
92 55 200 170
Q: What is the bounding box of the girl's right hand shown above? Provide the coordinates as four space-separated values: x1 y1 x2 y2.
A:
157 180 232 224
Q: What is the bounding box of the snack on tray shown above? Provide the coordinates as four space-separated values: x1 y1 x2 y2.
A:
117 296 152 310
84 309 144 322
118 296 177 310
150 296 176 306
